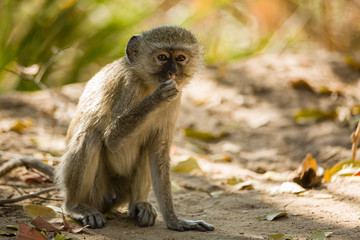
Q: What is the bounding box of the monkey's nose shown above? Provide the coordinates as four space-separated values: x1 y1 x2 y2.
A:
168 72 177 80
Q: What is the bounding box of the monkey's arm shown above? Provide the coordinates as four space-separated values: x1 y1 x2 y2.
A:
149 144 214 232
103 80 177 152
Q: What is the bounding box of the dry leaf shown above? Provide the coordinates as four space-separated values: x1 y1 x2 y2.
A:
226 177 243 185
234 181 254 190
208 154 232 162
313 194 333 199
353 168 360 176
9 119 33 133
24 204 58 219
210 190 224 198
280 182 306 194
291 153 322 188
221 142 241 153
328 159 360 181
291 79 315 92
344 55 360 70
323 168 330 182
17 222 47 240
25 176 52 184
31 216 64 232
351 105 360 116
266 212 287 221
309 229 332 240
62 212 87 233
267 233 293 240
263 171 288 181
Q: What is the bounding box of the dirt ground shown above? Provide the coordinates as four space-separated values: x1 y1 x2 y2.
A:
1 50 360 239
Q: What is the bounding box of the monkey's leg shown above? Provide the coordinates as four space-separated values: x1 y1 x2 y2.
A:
150 150 214 232
128 154 157 227
60 139 108 229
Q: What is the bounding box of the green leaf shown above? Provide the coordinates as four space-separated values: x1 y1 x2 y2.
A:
6 225 18 231
267 233 293 240
55 232 72 240
184 128 229 142
226 177 243 185
104 211 115 219
171 182 182 192
172 158 201 173
294 109 337 125
309 229 332 240
329 159 360 180
0 229 16 236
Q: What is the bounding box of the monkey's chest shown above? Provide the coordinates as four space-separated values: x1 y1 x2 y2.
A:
105 109 172 176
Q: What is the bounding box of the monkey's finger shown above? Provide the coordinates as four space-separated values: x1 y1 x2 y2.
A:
184 222 207 232
94 213 106 228
148 209 157 226
148 214 156 226
160 79 175 88
139 210 151 227
195 220 214 231
83 216 96 229
137 208 146 224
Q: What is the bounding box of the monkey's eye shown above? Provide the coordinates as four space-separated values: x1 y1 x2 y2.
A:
157 54 168 61
176 55 186 62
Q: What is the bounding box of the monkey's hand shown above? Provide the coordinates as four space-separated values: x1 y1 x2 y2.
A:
152 79 179 102
66 204 107 229
129 202 158 227
167 218 214 232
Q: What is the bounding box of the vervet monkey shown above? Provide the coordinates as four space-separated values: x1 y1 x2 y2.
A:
56 25 214 232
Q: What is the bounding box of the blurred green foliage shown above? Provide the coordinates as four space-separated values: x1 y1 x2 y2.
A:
0 0 359 92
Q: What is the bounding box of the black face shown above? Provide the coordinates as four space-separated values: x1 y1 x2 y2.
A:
153 50 190 82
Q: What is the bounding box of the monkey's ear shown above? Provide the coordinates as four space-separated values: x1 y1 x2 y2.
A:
126 34 142 63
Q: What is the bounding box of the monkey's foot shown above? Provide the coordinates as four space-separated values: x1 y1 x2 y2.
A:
167 219 214 232
129 202 158 227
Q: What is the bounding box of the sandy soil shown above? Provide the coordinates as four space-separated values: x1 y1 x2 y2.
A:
1 50 360 239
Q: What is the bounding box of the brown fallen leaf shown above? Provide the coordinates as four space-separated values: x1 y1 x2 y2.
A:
17 222 47 240
31 216 64 232
291 79 315 93
25 176 53 184
290 153 322 188
23 204 58 219
9 118 33 133
62 212 87 233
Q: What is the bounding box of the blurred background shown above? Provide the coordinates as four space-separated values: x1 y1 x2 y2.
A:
0 0 359 92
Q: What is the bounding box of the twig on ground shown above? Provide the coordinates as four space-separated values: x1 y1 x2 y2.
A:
0 184 24 195
0 154 55 180
351 120 360 160
0 187 56 205
0 151 60 162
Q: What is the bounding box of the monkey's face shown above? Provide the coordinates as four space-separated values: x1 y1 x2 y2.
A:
151 49 192 84
125 25 202 90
